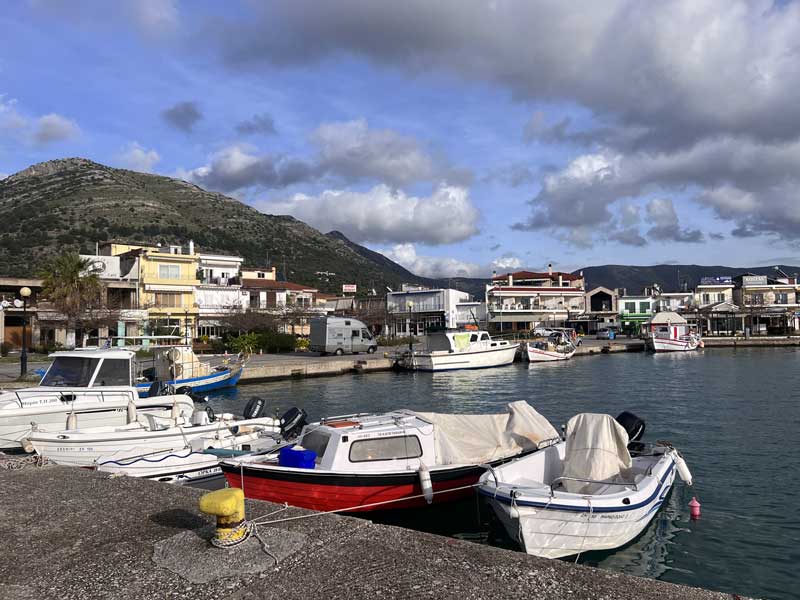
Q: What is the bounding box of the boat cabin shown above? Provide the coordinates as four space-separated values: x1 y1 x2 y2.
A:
40 349 135 388
425 330 509 354
294 412 437 472
646 311 693 340
140 346 214 382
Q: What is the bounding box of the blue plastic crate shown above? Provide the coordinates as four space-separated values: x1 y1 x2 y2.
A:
278 445 317 469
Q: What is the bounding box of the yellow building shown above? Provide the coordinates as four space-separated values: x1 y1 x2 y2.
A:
100 242 200 341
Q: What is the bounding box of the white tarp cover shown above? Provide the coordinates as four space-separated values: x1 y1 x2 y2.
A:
412 401 559 465
648 311 687 325
562 413 632 494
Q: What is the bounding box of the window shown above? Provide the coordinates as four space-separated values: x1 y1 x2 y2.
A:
480 333 490 341
717 293 725 302
775 292 788 304
750 293 764 305
153 292 181 308
158 264 181 279
94 359 131 386
257 272 265 278
352 329 360 338
702 293 710 304
640 302 650 312
41 357 100 387
624 302 636 313
300 431 330 463
470 333 478 342
361 328 372 340
349 435 423 462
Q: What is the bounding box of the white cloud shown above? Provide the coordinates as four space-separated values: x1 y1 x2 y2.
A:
491 255 522 271
380 243 482 278
33 113 80 144
0 173 8 181
261 184 479 246
130 0 178 34
117 142 160 173
0 96 80 147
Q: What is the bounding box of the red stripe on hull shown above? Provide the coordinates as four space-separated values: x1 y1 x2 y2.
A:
223 471 480 512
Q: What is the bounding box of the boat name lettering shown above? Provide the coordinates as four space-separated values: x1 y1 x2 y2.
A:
597 514 627 520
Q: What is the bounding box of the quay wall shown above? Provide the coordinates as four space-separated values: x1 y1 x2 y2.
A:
0 465 742 600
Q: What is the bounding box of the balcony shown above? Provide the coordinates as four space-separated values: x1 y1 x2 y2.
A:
200 276 241 286
387 302 445 314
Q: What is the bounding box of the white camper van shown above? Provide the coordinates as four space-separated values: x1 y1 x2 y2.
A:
310 317 378 355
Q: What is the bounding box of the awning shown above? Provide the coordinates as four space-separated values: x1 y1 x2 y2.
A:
144 284 194 292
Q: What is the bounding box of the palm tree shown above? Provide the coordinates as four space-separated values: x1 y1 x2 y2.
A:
41 253 105 345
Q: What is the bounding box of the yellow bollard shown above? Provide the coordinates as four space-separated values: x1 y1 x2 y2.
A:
199 488 247 546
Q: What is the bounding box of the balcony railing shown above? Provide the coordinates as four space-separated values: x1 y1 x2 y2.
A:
387 302 445 314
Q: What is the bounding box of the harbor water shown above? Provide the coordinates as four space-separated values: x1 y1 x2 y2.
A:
207 347 800 600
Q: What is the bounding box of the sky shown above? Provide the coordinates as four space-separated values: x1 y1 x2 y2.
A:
2 0 800 278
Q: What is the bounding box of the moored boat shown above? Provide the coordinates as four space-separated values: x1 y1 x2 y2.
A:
220 401 559 513
0 348 195 450
479 411 693 559
136 345 243 397
526 332 577 362
401 330 518 372
645 311 701 352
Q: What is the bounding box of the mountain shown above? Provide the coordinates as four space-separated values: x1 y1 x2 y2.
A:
0 157 490 295
578 264 800 293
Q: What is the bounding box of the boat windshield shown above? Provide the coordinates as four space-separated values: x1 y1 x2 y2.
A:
41 357 101 387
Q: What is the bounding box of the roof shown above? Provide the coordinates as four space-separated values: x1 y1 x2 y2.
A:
491 270 582 282
49 349 135 360
647 311 687 325
241 278 318 292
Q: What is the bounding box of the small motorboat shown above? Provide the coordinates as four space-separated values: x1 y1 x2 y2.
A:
136 346 244 397
0 349 195 450
24 397 282 468
526 332 577 362
95 407 307 485
479 411 693 559
220 401 560 513
400 330 518 372
644 312 702 352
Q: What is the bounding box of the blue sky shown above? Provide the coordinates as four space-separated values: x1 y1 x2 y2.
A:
3 1 800 278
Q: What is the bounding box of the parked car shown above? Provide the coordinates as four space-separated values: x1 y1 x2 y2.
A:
596 326 619 340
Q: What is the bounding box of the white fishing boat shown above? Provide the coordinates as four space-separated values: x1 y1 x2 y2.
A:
95 406 307 485
403 330 518 372
0 349 194 450
25 401 280 467
526 332 577 362
136 345 244 397
645 311 702 352
479 412 693 559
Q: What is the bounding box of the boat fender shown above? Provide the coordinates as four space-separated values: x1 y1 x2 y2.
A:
675 454 693 486
126 400 137 424
21 438 34 454
688 496 701 520
66 411 77 430
205 406 216 423
242 397 267 420
170 399 181 421
418 463 434 504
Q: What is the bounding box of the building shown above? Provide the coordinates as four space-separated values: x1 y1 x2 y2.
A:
577 286 620 333
195 253 248 339
0 278 43 349
695 276 735 308
655 291 694 312
241 267 277 280
732 273 800 334
485 266 585 332
240 278 321 335
618 292 655 334
386 285 471 336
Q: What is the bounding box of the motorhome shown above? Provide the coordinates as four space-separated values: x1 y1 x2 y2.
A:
310 317 378 355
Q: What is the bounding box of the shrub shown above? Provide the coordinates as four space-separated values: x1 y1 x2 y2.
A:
0 342 9 357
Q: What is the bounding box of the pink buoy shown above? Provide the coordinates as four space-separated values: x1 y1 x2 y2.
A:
689 496 701 520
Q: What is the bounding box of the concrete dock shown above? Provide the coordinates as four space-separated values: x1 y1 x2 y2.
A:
0 465 742 600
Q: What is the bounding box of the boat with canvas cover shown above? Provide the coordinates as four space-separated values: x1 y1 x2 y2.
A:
136 345 243 397
645 311 702 352
24 399 281 467
526 332 577 362
479 412 693 559
0 349 194 450
401 330 518 372
220 401 560 513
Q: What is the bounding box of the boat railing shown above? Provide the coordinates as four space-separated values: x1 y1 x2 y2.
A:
9 387 139 407
549 476 638 496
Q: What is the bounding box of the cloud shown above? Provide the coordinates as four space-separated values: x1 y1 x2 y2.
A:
130 0 178 34
33 113 80 144
380 243 481 278
30 0 178 36
180 145 316 192
645 199 703 243
0 96 80 147
491 255 522 271
483 163 537 188
117 141 160 172
162 101 202 132
236 113 276 135
261 184 479 245
609 227 647 247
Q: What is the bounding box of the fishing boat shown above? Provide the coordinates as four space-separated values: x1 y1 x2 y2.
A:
220 401 559 513
400 330 518 372
526 332 577 362
479 412 693 559
0 348 195 450
645 311 702 352
136 345 244 397
95 406 307 485
24 399 280 467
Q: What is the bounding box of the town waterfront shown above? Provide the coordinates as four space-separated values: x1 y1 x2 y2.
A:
209 348 799 600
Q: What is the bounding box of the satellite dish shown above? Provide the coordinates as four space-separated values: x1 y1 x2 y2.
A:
92 260 106 273
13 299 23 308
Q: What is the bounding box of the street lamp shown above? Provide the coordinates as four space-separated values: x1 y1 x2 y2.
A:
19 286 31 376
406 300 414 352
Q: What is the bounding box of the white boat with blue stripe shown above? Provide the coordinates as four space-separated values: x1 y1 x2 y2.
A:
136 346 243 397
479 412 693 559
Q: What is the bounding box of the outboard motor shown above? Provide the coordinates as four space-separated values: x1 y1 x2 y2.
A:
280 407 307 440
147 381 167 397
616 411 646 454
176 387 207 404
242 397 267 420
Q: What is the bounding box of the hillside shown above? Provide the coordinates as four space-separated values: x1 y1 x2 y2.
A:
578 264 800 292
0 158 489 294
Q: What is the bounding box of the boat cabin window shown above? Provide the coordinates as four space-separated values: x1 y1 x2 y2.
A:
300 430 331 464
349 435 423 463
470 334 478 342
41 357 100 387
94 359 131 386
480 333 490 341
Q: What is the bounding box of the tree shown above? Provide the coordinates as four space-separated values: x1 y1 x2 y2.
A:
40 252 109 343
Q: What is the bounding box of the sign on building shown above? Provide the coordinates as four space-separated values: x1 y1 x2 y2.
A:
342 284 357 293
741 275 768 286
700 276 732 285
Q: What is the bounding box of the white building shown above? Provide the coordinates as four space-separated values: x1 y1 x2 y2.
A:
195 253 248 338
386 285 471 336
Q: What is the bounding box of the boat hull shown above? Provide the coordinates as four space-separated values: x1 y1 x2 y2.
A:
646 337 699 352
136 365 242 397
411 345 518 372
526 345 576 362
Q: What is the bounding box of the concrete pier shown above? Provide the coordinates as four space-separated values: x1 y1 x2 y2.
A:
0 466 741 600
239 351 394 383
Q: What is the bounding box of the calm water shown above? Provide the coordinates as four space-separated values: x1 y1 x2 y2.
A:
207 348 800 600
